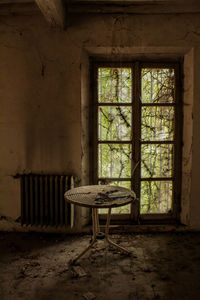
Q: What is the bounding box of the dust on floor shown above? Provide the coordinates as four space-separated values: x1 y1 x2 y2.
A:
0 232 200 300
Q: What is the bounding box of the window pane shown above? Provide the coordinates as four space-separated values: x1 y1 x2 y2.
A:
98 144 131 178
98 180 131 188
98 106 132 141
98 181 131 214
141 68 175 103
140 181 172 213
141 144 173 178
98 68 132 103
141 106 174 141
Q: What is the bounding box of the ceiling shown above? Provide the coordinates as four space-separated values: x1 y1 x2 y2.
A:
0 0 200 29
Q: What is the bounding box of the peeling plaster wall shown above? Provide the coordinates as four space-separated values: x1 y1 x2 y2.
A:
0 12 200 229
190 47 200 229
0 16 82 220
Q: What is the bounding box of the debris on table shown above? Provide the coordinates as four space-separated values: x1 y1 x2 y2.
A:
82 292 96 300
94 190 134 204
67 192 91 197
65 185 136 207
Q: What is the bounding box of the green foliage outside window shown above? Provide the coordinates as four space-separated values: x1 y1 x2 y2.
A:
97 67 175 215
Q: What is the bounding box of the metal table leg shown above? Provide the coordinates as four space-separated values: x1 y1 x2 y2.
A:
94 208 100 234
69 208 98 265
105 208 131 255
69 207 131 265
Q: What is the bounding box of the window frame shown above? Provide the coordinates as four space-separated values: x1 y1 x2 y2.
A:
90 59 182 224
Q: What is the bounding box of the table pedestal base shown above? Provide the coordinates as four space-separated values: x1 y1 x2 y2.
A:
70 207 131 265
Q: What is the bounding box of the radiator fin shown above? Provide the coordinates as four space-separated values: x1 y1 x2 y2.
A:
20 174 73 227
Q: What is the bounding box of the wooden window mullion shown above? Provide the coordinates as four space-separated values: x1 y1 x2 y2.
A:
131 62 141 220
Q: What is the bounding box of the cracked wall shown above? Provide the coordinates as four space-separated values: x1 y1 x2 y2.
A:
0 12 200 229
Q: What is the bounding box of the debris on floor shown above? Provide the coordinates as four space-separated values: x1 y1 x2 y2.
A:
71 265 87 278
82 291 96 300
0 232 200 300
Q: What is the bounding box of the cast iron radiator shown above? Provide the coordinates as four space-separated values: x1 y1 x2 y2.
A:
20 174 75 227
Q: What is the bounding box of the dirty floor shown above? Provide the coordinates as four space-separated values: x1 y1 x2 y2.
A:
0 232 200 300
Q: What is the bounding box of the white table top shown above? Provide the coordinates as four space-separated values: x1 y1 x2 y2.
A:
64 185 137 208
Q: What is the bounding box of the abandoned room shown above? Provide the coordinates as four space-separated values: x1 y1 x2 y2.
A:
1 0 200 299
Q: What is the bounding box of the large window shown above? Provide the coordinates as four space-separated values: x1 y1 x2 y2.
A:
91 62 182 222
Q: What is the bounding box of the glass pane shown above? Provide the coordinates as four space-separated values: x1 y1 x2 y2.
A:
98 180 131 188
98 144 131 178
98 106 132 141
98 181 131 214
141 106 174 141
141 144 173 178
98 68 132 103
141 68 175 103
140 181 172 213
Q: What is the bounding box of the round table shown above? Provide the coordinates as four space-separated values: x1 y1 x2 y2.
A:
64 185 136 264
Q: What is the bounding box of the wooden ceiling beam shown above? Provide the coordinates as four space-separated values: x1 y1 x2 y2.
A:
34 0 66 29
1 0 200 16
69 0 200 14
